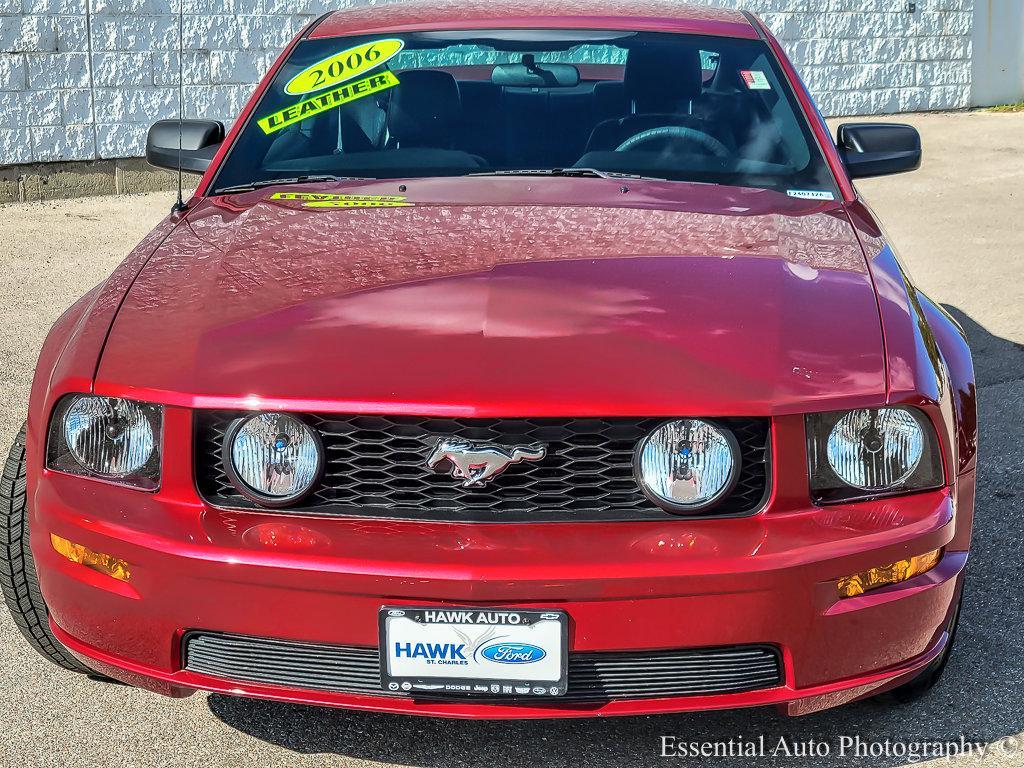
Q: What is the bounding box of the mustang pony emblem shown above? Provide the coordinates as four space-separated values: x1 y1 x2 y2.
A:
425 438 548 487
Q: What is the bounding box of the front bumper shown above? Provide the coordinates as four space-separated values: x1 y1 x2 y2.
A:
33 457 967 718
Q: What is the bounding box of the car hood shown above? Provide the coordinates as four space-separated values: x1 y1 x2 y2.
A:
96 180 885 416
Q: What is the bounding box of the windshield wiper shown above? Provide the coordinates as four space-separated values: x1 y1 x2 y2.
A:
215 175 375 195
469 168 665 181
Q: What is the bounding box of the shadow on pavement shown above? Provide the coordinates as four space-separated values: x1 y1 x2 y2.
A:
208 306 1024 767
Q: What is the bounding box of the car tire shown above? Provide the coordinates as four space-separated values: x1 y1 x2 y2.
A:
0 423 95 676
879 590 963 704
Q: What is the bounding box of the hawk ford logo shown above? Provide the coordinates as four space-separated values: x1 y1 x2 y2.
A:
479 643 547 664
426 438 548 487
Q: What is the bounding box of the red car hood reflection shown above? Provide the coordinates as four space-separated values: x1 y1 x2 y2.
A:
96 183 885 416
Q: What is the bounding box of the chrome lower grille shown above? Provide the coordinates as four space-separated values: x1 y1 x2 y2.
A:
194 413 770 522
183 632 783 702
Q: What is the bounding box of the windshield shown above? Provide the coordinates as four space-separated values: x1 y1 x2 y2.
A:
211 28 837 197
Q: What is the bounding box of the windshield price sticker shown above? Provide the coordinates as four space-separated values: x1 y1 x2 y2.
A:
741 70 772 90
285 38 405 95
270 192 412 208
258 70 400 135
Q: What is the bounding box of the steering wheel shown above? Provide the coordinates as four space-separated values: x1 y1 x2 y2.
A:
615 126 730 158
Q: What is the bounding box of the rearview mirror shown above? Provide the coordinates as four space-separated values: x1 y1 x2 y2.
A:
146 119 225 175
836 123 921 179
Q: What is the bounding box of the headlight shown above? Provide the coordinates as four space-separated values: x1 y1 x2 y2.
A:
634 419 739 514
223 413 322 506
807 407 944 504
46 395 163 490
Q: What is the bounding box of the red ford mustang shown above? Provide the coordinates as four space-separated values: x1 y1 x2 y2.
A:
3 1 975 719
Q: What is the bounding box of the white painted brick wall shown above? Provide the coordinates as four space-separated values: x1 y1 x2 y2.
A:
0 0 975 165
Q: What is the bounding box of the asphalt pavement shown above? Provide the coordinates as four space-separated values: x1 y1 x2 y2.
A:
0 111 1021 768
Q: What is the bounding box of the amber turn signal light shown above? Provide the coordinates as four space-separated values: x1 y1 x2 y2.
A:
837 549 941 598
50 534 131 582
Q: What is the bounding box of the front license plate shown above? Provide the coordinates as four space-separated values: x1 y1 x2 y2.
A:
380 607 568 697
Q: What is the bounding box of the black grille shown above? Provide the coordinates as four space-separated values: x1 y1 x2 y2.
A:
184 632 782 702
195 414 770 522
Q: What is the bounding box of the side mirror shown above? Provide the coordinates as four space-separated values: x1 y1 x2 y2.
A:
836 123 921 179
146 119 225 175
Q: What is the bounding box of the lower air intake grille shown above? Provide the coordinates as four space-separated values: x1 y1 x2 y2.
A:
183 632 782 702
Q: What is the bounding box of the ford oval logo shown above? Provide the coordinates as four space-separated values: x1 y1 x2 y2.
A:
480 643 546 664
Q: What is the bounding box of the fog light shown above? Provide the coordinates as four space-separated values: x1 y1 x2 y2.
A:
50 534 131 582
225 412 322 506
837 549 941 598
635 419 739 513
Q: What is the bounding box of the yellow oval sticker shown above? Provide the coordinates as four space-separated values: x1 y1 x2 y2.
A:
285 38 405 96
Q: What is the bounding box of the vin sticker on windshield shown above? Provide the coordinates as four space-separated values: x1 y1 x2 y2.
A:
740 70 772 90
270 192 412 208
787 190 836 201
258 70 400 135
